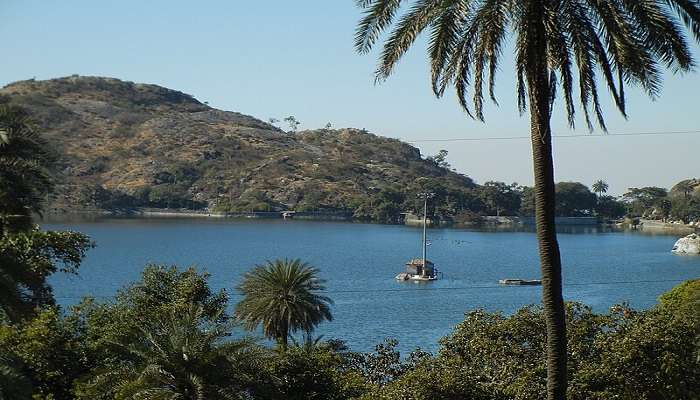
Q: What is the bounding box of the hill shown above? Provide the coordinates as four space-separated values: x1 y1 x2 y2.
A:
0 76 475 219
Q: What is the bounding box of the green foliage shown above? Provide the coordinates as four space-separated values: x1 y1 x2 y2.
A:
235 259 333 346
476 181 521 216
555 182 597 217
623 184 700 222
76 305 259 400
658 279 700 320
623 187 669 216
74 265 228 368
1 263 697 400
0 103 54 234
0 228 92 321
519 186 536 216
0 307 89 400
594 195 626 219
369 288 700 400
258 343 368 400
670 196 700 222
284 116 300 133
0 352 32 400
426 150 450 169
347 338 429 388
591 180 609 196
353 188 405 223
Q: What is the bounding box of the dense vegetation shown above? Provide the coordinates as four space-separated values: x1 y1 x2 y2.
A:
622 181 700 223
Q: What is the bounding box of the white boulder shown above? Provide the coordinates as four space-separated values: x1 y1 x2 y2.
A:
672 233 700 254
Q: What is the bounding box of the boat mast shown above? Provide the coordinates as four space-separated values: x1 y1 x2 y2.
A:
422 195 427 277
419 192 434 277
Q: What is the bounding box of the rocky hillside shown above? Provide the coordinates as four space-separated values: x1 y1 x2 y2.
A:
0 76 474 214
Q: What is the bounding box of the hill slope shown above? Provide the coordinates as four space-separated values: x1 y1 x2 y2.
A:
1 76 474 216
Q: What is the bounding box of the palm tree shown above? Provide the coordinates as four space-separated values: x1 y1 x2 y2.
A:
592 180 609 198
235 258 333 347
79 305 259 400
354 2 700 399
0 104 53 235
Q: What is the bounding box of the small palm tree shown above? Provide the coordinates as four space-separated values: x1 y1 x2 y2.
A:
80 305 257 400
592 180 609 198
354 2 700 399
235 258 333 347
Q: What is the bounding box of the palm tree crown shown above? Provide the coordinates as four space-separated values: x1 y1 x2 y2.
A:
592 180 609 196
356 0 700 129
235 258 333 347
79 305 257 400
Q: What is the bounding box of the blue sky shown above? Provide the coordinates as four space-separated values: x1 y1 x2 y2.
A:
2 0 699 194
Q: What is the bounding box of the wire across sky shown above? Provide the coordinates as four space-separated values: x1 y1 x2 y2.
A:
406 129 700 143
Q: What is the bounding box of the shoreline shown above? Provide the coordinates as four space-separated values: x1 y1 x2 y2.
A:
639 219 698 235
44 209 698 235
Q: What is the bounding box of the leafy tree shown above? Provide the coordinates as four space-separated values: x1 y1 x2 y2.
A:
591 180 608 198
0 352 32 400
0 228 92 321
348 339 411 387
235 259 333 347
0 307 89 400
670 196 700 222
355 3 700 399
672 179 695 199
594 195 626 220
75 265 229 368
354 188 405 223
555 182 596 217
476 181 521 216
284 116 301 133
519 186 536 217
623 187 669 216
367 285 700 400
0 104 54 235
427 149 450 169
77 304 260 400
258 341 368 400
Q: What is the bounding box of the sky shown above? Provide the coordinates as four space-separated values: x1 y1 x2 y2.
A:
2 0 699 195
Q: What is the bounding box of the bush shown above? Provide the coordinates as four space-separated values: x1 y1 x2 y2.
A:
369 284 700 400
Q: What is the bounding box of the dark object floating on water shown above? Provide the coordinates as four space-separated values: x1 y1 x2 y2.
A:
498 279 542 286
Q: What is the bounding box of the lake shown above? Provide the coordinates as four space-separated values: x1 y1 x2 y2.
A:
42 217 699 353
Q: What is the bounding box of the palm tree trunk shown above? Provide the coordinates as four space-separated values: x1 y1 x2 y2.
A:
526 18 568 400
279 320 289 348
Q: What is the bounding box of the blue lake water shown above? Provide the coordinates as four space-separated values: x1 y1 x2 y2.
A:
43 217 699 353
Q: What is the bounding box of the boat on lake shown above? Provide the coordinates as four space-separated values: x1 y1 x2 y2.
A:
498 278 542 285
396 192 439 282
396 259 438 281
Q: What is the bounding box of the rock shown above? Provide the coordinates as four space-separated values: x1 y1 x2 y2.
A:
672 233 700 254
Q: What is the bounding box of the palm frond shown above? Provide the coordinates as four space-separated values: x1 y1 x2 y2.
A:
355 0 404 54
377 0 444 81
356 0 699 129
